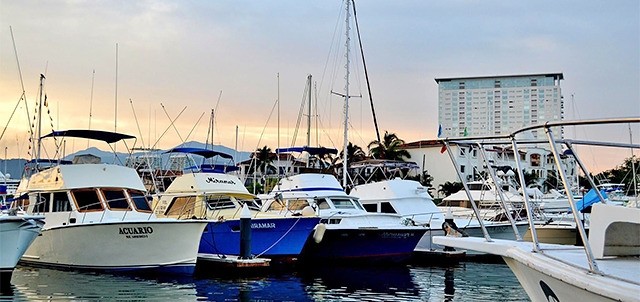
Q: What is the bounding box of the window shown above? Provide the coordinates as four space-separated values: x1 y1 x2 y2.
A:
530 153 541 167
494 80 501 88
460 165 466 173
72 189 103 212
166 196 196 217
380 202 397 214
459 82 465 89
362 203 377 213
206 195 236 210
102 189 130 210
315 198 331 210
33 192 51 213
129 190 152 212
237 197 261 211
332 198 356 209
52 192 71 212
287 199 309 211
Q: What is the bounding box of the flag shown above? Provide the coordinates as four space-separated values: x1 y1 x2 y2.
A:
463 127 468 137
440 144 447 154
437 124 443 138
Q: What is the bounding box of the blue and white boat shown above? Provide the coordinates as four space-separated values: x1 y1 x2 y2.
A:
17 130 207 275
261 173 428 263
153 147 320 262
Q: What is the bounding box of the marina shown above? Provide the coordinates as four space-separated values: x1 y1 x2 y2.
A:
1 0 639 301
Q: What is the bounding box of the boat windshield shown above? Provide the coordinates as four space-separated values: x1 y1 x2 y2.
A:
128 190 152 212
205 195 236 210
331 197 363 210
236 197 261 211
71 189 104 212
102 189 131 210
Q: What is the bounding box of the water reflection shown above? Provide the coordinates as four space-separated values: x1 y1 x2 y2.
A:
2 262 529 301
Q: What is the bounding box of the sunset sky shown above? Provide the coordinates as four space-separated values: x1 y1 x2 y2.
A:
1 0 638 172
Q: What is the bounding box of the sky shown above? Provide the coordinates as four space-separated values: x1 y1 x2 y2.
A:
1 0 639 172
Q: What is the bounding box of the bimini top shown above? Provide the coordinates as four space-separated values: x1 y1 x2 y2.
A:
165 147 233 159
41 130 135 143
275 146 338 155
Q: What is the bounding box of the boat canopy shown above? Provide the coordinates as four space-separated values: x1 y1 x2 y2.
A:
275 146 338 155
185 164 240 173
41 130 135 143
573 188 608 212
165 147 233 159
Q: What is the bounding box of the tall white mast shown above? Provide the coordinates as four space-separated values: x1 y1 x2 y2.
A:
36 74 45 161
342 0 352 188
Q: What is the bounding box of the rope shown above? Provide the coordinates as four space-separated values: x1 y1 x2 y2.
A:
255 216 303 258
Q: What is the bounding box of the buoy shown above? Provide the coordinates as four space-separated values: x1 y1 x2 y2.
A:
313 223 326 243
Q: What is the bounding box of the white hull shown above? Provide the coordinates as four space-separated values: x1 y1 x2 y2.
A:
0 216 44 273
22 220 206 271
434 237 640 302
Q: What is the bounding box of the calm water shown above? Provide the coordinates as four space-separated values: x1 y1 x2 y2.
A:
1 262 529 301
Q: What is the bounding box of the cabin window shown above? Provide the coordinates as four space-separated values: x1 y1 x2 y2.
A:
530 153 541 167
12 196 29 210
52 192 71 212
237 197 261 211
362 203 377 213
287 199 309 211
380 202 397 214
166 196 196 217
33 192 51 213
315 198 331 210
129 190 152 212
102 189 130 210
267 199 286 211
468 183 492 191
332 198 356 209
72 189 104 212
205 195 235 210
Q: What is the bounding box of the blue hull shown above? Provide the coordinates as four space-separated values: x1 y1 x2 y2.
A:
301 228 427 263
199 217 320 259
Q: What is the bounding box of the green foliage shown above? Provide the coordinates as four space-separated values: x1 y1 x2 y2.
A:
438 181 463 198
367 131 411 161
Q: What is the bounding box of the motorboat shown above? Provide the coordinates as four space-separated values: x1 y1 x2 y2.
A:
17 130 207 275
0 209 44 284
434 117 640 301
153 147 320 262
261 173 428 263
350 177 530 253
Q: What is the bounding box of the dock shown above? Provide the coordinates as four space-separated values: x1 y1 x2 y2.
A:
197 253 271 269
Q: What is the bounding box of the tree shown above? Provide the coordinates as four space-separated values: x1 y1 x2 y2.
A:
367 131 411 161
406 170 435 195
340 142 367 164
438 181 463 198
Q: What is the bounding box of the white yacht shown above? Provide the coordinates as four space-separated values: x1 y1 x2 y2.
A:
17 130 207 275
434 118 640 301
0 209 44 284
261 173 428 263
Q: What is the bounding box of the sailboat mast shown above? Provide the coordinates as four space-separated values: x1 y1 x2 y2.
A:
306 74 312 147
342 0 352 188
36 74 45 161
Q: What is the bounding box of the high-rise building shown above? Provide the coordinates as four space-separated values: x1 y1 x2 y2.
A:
436 73 564 138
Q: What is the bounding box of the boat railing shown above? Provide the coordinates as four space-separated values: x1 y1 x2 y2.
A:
401 210 441 226
439 117 640 274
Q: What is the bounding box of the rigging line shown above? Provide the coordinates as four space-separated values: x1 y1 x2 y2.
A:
184 111 206 144
129 98 146 149
254 98 279 151
8 27 33 146
149 105 187 150
160 103 186 144
291 76 310 147
352 0 381 143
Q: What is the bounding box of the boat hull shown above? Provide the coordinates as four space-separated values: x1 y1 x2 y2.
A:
21 220 206 275
200 217 320 261
0 216 44 282
301 227 427 263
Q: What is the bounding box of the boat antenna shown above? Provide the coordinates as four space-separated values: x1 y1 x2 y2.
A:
88 69 95 148
352 0 381 143
114 43 119 154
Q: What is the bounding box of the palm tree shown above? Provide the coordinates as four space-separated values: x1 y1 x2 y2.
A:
438 181 463 198
367 131 411 161
254 146 273 176
340 142 367 164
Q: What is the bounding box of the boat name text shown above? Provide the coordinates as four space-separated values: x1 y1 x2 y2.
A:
205 177 236 185
119 226 153 239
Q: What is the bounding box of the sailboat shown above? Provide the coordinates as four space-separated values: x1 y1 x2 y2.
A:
260 0 427 263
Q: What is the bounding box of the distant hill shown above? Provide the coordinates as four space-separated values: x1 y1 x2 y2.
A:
0 141 251 178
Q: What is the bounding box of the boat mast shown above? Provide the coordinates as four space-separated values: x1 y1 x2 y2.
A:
306 74 312 147
36 74 45 162
342 0 352 188
351 0 381 143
